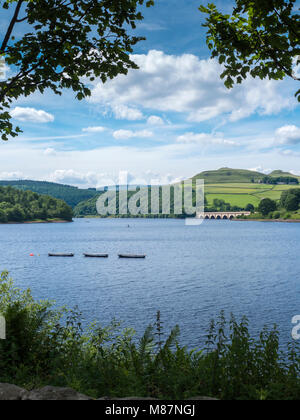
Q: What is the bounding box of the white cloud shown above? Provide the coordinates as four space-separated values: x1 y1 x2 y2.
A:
11 107 54 123
248 166 272 174
293 56 300 79
137 22 167 31
44 148 56 156
147 115 165 126
113 129 153 140
275 125 300 145
291 169 300 175
89 50 294 123
0 58 9 80
47 168 183 189
176 132 237 147
49 170 99 186
82 126 106 133
112 104 144 121
0 171 23 180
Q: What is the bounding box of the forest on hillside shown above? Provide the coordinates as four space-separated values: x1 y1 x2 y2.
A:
0 181 98 208
0 186 73 223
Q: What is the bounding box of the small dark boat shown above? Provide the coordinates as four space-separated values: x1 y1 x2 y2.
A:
118 254 146 259
48 253 74 257
83 253 109 258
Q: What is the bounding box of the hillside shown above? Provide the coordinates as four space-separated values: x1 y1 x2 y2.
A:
269 170 300 179
192 168 265 184
0 186 73 223
0 180 98 208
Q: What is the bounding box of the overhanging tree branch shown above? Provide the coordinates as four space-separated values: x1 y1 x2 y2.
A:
0 0 155 140
0 0 24 53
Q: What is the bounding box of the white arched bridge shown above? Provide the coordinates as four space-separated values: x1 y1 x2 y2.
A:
197 211 251 220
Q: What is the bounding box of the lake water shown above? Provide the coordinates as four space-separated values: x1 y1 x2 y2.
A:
0 218 299 348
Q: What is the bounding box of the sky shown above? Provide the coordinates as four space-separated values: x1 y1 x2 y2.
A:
0 0 300 188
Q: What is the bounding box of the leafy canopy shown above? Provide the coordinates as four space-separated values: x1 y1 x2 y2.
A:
200 0 300 100
0 0 154 140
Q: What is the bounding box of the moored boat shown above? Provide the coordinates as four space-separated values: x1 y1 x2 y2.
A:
48 253 74 257
118 254 146 259
83 253 109 258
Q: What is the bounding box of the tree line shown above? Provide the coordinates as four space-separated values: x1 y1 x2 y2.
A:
0 186 73 223
261 176 299 185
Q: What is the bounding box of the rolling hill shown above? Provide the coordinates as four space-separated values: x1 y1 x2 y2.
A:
0 180 99 208
192 168 265 184
269 170 300 179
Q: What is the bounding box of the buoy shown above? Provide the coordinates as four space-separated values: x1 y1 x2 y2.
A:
30 253 34 257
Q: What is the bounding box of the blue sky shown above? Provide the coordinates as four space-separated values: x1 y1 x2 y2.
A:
1 0 300 187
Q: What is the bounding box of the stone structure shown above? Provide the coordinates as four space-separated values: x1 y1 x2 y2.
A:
198 211 251 220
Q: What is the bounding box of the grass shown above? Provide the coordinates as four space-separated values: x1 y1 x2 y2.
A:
204 183 300 209
206 193 260 208
193 168 265 184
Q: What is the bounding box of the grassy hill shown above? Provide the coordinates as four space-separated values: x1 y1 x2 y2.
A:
192 168 265 184
0 180 98 208
269 170 300 179
187 168 300 209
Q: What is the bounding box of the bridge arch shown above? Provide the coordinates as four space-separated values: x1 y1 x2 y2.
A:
197 211 251 220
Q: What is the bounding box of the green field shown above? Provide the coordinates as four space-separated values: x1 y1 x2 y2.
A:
206 192 260 208
204 182 300 208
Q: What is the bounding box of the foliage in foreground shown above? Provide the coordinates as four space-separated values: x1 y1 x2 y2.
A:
200 0 300 101
0 0 154 140
1 271 300 400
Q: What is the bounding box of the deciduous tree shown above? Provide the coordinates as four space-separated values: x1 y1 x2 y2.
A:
200 0 300 100
0 0 154 140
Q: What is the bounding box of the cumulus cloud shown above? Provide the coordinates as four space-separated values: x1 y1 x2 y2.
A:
275 125 300 145
0 171 23 180
49 170 99 186
48 168 183 189
137 22 167 31
112 104 144 121
248 166 272 174
113 129 153 140
147 115 165 126
82 126 106 133
11 107 54 123
176 132 237 147
89 50 294 123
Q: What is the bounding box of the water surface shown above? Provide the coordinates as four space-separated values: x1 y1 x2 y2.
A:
0 218 299 348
